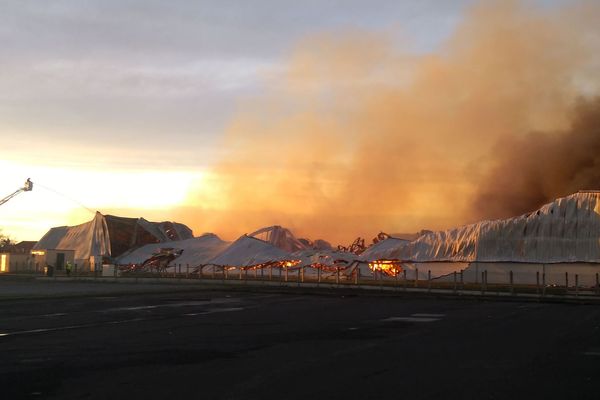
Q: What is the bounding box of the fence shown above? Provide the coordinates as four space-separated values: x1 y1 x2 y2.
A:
14 261 600 299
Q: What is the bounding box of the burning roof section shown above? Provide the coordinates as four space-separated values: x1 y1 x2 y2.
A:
372 191 600 263
209 235 294 268
292 248 356 269
359 237 411 262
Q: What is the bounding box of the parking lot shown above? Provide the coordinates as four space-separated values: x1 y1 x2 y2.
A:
1 280 599 399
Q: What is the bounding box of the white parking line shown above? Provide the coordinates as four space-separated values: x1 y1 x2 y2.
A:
583 351 600 356
183 307 245 316
3 325 95 335
0 318 146 337
381 317 441 323
411 313 446 318
101 298 240 313
205 307 245 314
106 305 159 312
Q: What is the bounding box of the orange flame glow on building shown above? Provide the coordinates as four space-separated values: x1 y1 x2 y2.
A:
368 260 403 277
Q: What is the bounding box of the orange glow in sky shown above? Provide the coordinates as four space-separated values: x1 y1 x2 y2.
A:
1 1 599 245
0 159 206 241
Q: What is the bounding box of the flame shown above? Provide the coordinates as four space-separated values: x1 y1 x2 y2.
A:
369 260 403 277
239 260 301 270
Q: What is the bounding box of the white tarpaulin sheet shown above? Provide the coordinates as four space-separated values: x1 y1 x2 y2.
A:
209 235 293 267
33 212 111 261
116 233 230 266
360 192 600 263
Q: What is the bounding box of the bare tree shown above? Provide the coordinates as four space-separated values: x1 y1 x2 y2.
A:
0 230 14 252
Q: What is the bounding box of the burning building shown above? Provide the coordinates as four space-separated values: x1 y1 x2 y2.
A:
33 212 193 270
389 191 600 264
208 234 295 270
116 233 230 269
248 225 309 253
359 191 600 285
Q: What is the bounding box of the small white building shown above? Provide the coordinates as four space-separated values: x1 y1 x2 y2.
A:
0 252 32 273
30 249 75 273
0 241 37 273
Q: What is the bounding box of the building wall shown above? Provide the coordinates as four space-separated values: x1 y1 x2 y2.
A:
0 253 35 273
31 249 75 272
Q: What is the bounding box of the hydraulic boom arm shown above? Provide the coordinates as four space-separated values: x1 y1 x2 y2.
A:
0 178 33 206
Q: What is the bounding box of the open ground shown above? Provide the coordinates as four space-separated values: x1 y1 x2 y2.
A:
1 279 599 399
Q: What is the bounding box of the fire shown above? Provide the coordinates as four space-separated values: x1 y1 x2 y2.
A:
240 260 301 270
368 260 403 277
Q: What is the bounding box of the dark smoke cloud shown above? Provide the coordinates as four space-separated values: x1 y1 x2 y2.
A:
178 0 600 244
473 97 600 220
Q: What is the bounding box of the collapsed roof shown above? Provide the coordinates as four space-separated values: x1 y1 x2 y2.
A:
209 235 293 267
248 225 308 252
119 226 342 269
33 211 194 261
116 233 229 266
32 191 600 267
292 248 356 268
359 237 411 262
366 191 600 263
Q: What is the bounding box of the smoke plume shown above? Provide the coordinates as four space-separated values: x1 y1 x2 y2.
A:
183 0 600 244
473 97 600 219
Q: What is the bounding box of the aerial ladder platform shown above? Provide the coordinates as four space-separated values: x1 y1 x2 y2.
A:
0 178 33 207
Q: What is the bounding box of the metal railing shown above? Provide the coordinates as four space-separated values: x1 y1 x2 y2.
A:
11 261 600 300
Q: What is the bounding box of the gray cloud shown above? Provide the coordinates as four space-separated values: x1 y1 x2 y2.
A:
1 1 473 59
0 0 568 164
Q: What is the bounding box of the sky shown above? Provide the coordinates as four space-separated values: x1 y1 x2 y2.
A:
0 0 596 244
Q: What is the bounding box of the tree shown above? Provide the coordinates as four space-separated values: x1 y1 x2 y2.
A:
0 230 15 252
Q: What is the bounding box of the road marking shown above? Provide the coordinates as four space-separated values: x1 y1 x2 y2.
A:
381 317 440 323
205 307 245 314
101 298 241 313
0 318 146 337
108 305 159 311
183 307 244 316
41 313 67 317
0 303 247 338
4 325 93 335
20 358 51 364
411 313 445 318
163 301 215 308
106 318 145 325
583 351 600 356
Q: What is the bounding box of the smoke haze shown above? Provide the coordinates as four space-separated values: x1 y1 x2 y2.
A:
473 97 600 219
182 0 600 244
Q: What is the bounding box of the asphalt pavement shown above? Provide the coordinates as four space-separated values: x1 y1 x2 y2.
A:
0 280 599 399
